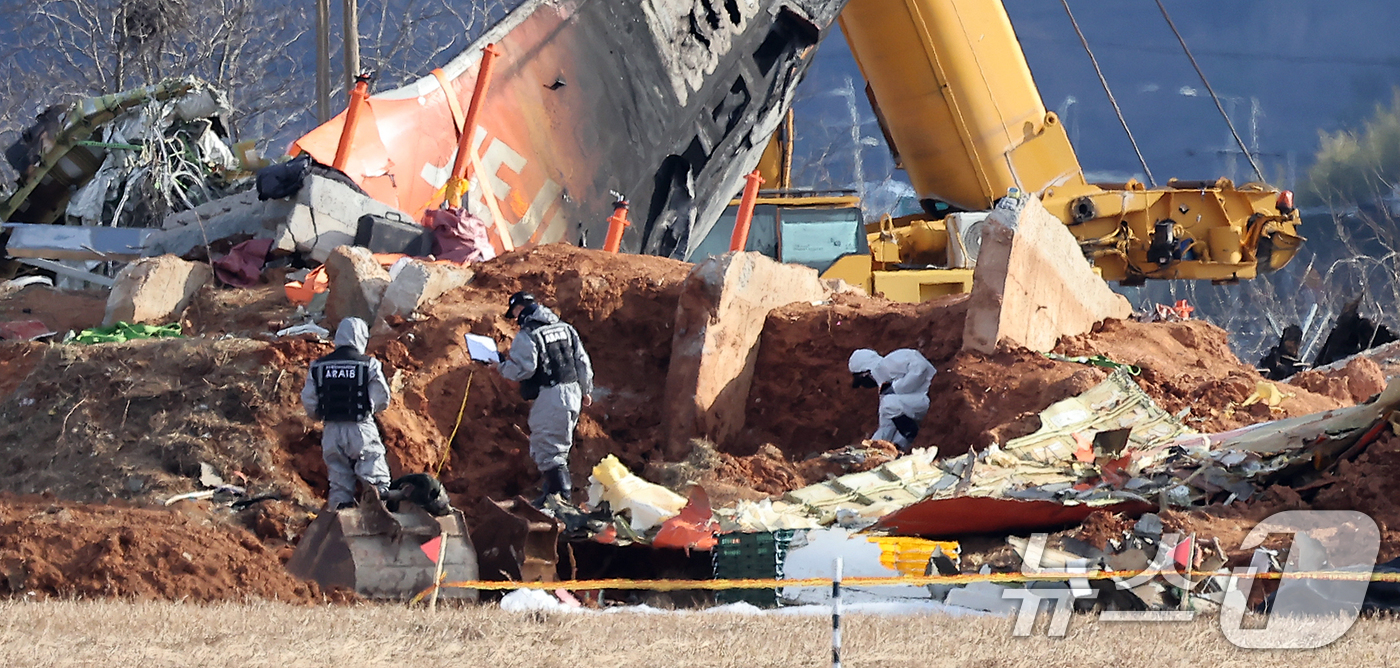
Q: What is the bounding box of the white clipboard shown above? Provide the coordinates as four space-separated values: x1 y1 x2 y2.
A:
464 333 500 364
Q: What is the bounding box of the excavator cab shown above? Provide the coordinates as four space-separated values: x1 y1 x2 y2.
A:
686 189 869 275
287 487 479 601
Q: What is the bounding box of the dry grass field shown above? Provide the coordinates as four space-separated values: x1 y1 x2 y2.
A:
1 600 1398 667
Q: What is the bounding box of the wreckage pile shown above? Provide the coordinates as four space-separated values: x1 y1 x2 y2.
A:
0 232 1394 604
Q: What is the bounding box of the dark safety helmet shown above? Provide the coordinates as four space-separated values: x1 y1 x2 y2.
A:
507 290 538 323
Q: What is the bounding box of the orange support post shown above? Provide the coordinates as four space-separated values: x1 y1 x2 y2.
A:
603 198 630 253
332 73 373 172
446 44 504 207
729 170 766 252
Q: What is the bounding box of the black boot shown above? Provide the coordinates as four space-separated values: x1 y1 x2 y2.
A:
534 466 572 508
550 465 573 503
533 469 557 508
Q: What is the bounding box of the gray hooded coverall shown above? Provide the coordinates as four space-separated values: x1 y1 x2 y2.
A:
300 318 392 507
497 305 594 473
849 348 936 452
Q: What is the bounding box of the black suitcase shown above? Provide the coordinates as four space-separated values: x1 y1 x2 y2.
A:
354 211 435 256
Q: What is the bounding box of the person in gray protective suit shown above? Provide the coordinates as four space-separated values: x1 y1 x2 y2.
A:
300 317 393 510
494 292 593 504
848 348 936 453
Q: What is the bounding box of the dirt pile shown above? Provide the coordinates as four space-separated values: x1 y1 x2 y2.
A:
0 284 106 335
741 297 1343 461
736 293 969 457
1290 356 1388 406
0 496 329 602
645 439 901 506
0 337 323 506
365 244 694 510
1057 319 1343 432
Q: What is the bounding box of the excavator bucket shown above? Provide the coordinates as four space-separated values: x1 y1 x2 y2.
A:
470 496 561 583
287 490 479 601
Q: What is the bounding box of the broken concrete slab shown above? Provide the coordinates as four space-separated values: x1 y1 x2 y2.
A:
15 259 114 287
144 189 294 258
324 246 391 325
102 255 212 326
3 223 153 262
663 251 831 455
373 260 473 331
273 175 410 263
144 176 410 261
962 196 1131 355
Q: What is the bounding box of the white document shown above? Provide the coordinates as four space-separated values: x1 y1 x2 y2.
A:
464 333 501 364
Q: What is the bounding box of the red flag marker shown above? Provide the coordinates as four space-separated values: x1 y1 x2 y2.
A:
421 536 443 564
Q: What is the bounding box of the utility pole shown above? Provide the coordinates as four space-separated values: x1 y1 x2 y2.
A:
315 0 331 122
342 0 360 98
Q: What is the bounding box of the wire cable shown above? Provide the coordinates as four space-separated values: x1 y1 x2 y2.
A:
1154 0 1266 182
1060 0 1157 186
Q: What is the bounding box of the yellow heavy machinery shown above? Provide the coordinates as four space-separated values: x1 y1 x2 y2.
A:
697 0 1304 300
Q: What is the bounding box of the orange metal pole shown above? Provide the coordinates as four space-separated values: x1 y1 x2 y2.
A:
332 73 372 172
446 43 504 207
603 198 630 253
729 170 766 252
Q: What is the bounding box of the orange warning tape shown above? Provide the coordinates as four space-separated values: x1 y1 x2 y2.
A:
413 570 1400 601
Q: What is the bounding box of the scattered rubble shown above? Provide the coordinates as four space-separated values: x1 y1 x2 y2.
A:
3 78 247 228
374 259 474 332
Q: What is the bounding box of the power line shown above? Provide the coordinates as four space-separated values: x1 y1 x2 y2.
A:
1025 37 1400 69
1155 0 1265 183
1059 0 1156 186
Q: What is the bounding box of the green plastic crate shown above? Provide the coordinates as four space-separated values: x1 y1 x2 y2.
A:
713 530 796 608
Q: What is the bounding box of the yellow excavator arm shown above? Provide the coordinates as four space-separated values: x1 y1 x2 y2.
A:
837 0 1303 283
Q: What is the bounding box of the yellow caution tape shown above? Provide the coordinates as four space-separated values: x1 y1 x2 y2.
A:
412 570 1400 602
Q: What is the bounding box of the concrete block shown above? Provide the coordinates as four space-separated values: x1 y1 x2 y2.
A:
273 176 410 262
663 251 831 454
324 246 391 325
103 255 213 326
144 189 294 258
962 196 1131 355
374 260 474 330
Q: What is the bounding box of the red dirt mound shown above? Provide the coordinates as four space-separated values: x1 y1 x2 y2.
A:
741 304 1344 462
0 496 327 602
368 244 694 510
0 284 106 336
1058 319 1343 433
735 293 969 458
0 337 319 506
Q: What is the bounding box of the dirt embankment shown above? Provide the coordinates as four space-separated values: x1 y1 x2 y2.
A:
369 245 693 511
0 496 330 602
741 303 1344 461
0 285 106 336
735 293 970 458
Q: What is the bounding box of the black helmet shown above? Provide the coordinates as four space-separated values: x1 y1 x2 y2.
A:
507 291 536 312
507 291 538 324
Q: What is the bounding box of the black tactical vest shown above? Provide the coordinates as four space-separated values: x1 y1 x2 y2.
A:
311 347 374 421
519 322 581 399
